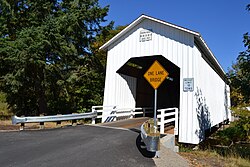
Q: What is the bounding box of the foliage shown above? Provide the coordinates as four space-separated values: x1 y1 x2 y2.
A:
227 33 250 106
0 92 9 114
215 105 250 143
216 125 246 144
90 25 127 69
227 7 250 106
0 0 112 116
226 3 250 142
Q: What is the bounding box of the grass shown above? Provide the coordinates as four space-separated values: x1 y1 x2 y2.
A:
179 148 250 167
179 136 250 167
226 155 250 167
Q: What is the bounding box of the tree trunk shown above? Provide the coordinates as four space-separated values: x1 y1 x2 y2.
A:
35 67 48 115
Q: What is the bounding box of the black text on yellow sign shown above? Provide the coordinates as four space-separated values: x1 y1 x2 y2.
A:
144 60 169 89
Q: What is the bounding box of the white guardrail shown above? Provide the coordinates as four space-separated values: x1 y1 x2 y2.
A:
157 107 178 135
91 106 152 124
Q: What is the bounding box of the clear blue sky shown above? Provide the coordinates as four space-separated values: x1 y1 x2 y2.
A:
99 0 249 72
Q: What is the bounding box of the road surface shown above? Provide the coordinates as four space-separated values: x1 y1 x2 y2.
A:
0 125 156 167
0 118 189 167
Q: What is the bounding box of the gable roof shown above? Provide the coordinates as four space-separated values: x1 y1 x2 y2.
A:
100 14 227 81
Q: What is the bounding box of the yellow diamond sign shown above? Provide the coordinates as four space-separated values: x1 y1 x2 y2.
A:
144 60 169 89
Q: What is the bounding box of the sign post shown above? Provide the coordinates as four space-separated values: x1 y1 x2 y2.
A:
144 60 169 131
154 89 157 129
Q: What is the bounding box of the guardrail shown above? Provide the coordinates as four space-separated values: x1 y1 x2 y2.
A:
12 106 152 130
12 112 97 130
140 118 160 154
157 107 178 135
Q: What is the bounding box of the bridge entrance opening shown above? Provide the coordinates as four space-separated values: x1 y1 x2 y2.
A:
117 55 180 118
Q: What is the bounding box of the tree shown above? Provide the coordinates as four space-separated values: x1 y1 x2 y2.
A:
227 6 250 106
226 4 250 141
0 0 111 116
90 25 127 69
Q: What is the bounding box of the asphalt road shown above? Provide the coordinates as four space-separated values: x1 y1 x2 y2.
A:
0 125 156 167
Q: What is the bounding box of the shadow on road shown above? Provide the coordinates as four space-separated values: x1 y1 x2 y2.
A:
136 134 156 158
129 128 141 133
128 128 156 158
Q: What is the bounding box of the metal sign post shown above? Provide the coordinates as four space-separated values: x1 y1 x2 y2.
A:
144 60 169 131
154 89 157 131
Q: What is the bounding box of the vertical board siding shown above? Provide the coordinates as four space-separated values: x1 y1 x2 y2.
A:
190 45 230 143
103 18 229 144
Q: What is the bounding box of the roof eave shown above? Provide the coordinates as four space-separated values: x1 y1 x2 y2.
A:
99 14 200 51
196 36 226 74
100 15 145 51
194 36 229 83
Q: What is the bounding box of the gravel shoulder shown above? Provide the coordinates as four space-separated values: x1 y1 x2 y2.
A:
153 143 189 167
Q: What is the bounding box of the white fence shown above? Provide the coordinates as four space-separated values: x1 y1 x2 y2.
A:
92 106 179 136
157 107 179 135
91 106 152 124
12 106 178 135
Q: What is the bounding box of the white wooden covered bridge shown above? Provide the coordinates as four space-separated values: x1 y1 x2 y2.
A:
99 15 231 144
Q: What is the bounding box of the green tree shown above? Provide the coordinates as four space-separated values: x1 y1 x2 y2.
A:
90 25 127 69
226 4 250 141
228 5 250 106
0 0 111 116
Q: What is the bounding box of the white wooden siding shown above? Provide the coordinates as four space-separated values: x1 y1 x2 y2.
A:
103 18 230 144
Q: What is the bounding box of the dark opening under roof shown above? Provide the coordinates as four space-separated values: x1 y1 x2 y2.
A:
116 55 180 79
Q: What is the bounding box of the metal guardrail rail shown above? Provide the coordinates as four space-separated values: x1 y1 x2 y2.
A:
140 118 160 154
12 112 97 125
11 106 152 130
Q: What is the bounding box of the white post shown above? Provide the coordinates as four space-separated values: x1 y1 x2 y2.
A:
113 109 117 121
130 109 134 118
91 107 96 124
160 109 165 134
174 108 179 135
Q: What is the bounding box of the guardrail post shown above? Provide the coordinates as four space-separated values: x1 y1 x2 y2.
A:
56 114 62 128
72 113 77 126
19 115 25 130
174 108 178 135
91 107 96 124
143 108 146 117
160 109 165 134
56 120 61 128
20 123 25 131
72 120 77 126
39 114 45 129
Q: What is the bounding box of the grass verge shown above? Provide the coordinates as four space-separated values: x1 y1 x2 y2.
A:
179 143 250 167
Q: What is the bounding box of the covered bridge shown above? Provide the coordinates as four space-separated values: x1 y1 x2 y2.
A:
100 15 231 144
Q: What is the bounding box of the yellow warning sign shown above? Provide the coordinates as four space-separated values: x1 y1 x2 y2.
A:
144 60 169 89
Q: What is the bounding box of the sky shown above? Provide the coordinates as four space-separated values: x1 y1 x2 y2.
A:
99 0 250 72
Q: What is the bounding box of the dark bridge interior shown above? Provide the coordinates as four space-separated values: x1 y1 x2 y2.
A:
117 55 180 113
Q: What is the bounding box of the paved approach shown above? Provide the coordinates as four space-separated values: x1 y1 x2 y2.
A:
0 124 155 167
98 118 189 167
0 118 189 167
